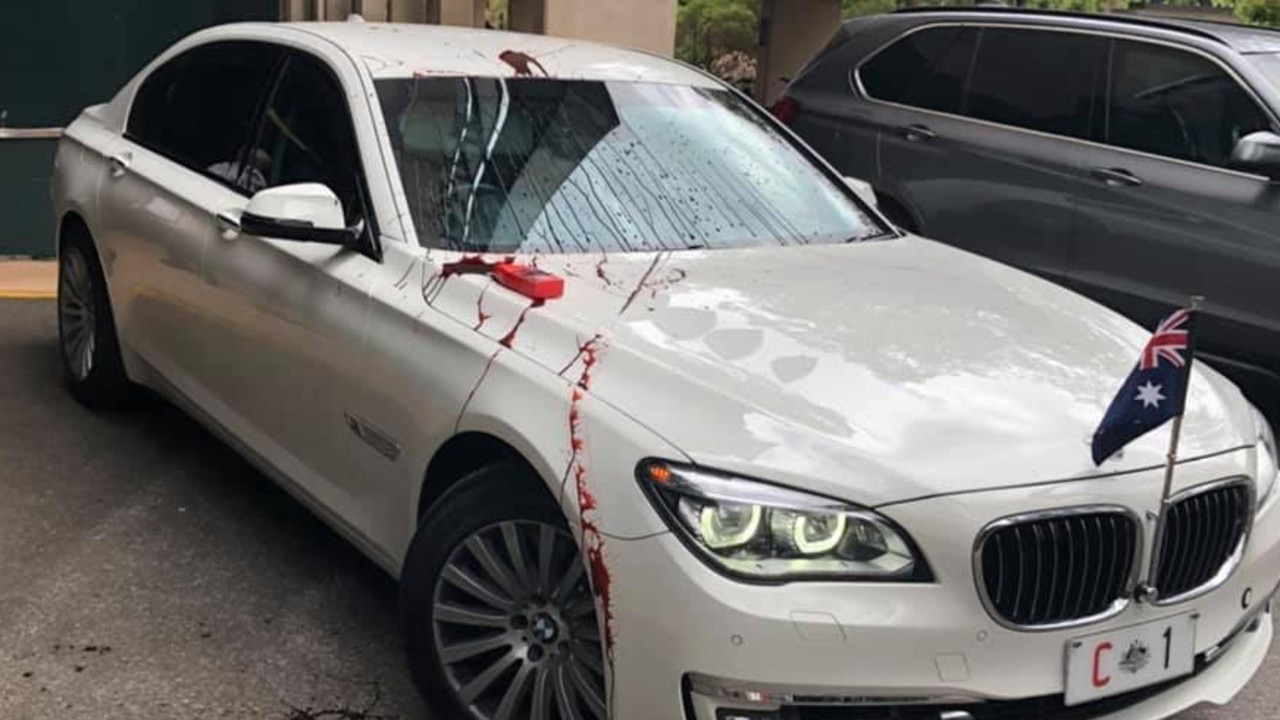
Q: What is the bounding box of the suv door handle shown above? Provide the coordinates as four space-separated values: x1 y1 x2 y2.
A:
1091 167 1142 188
108 152 132 178
898 124 936 143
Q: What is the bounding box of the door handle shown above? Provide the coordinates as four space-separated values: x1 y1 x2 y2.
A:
215 210 242 237
1091 167 1143 188
899 124 936 143
107 152 132 178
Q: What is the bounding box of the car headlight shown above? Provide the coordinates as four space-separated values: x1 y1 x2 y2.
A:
636 459 931 582
1255 408 1277 507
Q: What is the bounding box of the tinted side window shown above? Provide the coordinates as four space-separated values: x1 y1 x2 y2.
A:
965 28 1105 139
1107 40 1271 168
860 27 979 114
127 42 280 183
246 52 365 224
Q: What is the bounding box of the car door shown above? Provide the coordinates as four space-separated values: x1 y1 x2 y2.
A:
863 25 1106 284
1068 38 1280 406
198 48 386 537
96 41 282 391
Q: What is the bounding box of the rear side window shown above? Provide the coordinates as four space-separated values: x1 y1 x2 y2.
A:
127 41 281 186
1107 40 1272 168
860 27 979 114
965 28 1105 139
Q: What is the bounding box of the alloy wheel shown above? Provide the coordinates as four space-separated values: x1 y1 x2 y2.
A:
432 520 607 720
59 248 97 381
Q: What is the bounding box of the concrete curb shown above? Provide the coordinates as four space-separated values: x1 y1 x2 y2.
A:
0 260 56 300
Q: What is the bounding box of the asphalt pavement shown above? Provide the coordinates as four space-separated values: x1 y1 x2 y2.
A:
0 298 1275 720
0 298 427 718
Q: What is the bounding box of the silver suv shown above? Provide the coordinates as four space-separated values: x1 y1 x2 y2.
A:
777 8 1280 424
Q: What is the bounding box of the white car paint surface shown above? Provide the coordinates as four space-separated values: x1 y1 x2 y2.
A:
51 20 1280 720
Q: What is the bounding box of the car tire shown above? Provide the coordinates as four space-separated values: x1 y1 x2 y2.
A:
57 229 132 409
401 462 608 720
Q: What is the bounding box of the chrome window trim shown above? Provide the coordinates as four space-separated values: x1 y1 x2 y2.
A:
972 504 1144 633
1151 476 1256 607
850 21 1280 183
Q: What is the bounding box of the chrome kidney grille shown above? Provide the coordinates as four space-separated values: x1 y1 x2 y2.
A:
1154 480 1252 604
976 508 1140 629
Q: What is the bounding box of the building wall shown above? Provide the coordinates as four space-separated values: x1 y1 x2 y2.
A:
438 0 483 26
283 0 673 55
508 0 545 34
757 0 841 104
543 0 676 55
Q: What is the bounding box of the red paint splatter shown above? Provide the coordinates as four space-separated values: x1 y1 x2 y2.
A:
619 253 663 315
563 335 615 655
498 299 545 348
440 254 514 278
594 253 622 290
557 333 605 377
499 50 548 77
647 267 688 301
459 347 502 417
474 282 493 330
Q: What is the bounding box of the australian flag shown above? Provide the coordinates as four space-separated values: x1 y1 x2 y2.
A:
1092 307 1197 465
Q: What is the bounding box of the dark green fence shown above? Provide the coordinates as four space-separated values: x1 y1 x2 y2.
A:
0 0 277 257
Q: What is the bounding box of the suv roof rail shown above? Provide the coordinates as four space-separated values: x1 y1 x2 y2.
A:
889 7 1227 46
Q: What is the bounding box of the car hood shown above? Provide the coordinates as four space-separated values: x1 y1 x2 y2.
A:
431 237 1252 506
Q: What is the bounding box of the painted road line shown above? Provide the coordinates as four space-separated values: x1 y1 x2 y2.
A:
0 291 55 300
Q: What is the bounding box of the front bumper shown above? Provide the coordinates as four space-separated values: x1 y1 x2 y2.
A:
604 453 1280 720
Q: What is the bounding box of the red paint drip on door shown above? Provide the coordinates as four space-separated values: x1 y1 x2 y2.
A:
498 299 545 348
564 335 615 655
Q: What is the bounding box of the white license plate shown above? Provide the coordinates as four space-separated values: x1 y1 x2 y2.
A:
1064 613 1197 706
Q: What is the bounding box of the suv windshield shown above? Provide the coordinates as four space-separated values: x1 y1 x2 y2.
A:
376 77 886 253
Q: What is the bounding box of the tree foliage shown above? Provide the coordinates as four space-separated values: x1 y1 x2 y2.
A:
676 0 760 68
1213 0 1280 26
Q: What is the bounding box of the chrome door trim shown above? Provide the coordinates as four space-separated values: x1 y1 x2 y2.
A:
850 21 1279 183
0 127 63 140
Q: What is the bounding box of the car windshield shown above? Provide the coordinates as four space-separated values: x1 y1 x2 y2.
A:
1247 53 1280 94
376 77 887 253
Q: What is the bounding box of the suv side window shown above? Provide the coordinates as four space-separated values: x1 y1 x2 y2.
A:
859 27 979 114
965 28 1105 139
245 51 366 225
127 41 281 189
1107 40 1272 169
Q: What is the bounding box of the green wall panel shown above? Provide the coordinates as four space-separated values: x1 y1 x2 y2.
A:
0 142 57 256
1 0 277 257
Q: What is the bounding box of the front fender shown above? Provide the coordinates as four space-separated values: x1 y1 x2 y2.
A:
455 342 687 541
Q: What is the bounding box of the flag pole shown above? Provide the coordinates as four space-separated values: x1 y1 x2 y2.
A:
1140 296 1203 603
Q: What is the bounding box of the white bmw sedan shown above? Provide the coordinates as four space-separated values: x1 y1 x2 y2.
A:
51 20 1280 720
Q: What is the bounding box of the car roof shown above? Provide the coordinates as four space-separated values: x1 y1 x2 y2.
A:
881 8 1280 54
233 21 720 87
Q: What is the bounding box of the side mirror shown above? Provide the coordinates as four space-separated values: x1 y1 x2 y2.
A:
1230 131 1280 180
240 183 363 245
843 176 879 209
